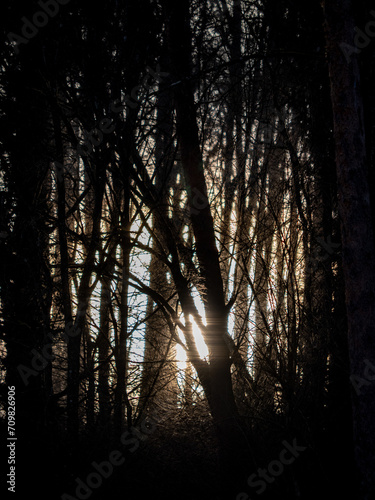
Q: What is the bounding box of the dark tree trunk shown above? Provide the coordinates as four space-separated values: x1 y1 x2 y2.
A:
139 67 178 417
1 61 53 487
114 162 131 439
323 1 375 497
97 234 117 429
67 161 105 438
164 0 250 493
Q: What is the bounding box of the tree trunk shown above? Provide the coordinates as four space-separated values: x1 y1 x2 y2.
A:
97 233 117 429
164 0 249 492
67 161 105 438
323 1 375 497
2 62 53 488
139 67 178 417
114 163 131 439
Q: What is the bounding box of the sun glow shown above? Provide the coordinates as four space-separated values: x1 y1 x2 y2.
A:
191 315 209 360
176 293 209 368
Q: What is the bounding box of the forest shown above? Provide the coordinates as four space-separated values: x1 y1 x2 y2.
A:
1 0 375 499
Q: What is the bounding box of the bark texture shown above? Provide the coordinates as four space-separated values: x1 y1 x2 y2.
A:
323 1 375 497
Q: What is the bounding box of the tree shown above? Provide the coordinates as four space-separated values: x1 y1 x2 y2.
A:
163 1 252 492
323 0 375 497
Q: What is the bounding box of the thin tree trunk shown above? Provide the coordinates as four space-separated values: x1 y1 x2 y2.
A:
97 233 117 429
67 162 105 438
84 166 95 430
114 167 131 438
139 67 178 417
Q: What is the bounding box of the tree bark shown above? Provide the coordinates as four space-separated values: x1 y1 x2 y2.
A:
323 1 375 497
97 229 117 429
67 161 105 438
139 68 178 417
164 0 249 492
114 186 131 439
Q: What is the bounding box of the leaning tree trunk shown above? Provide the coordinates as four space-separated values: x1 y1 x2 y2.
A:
164 0 249 493
323 1 375 497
